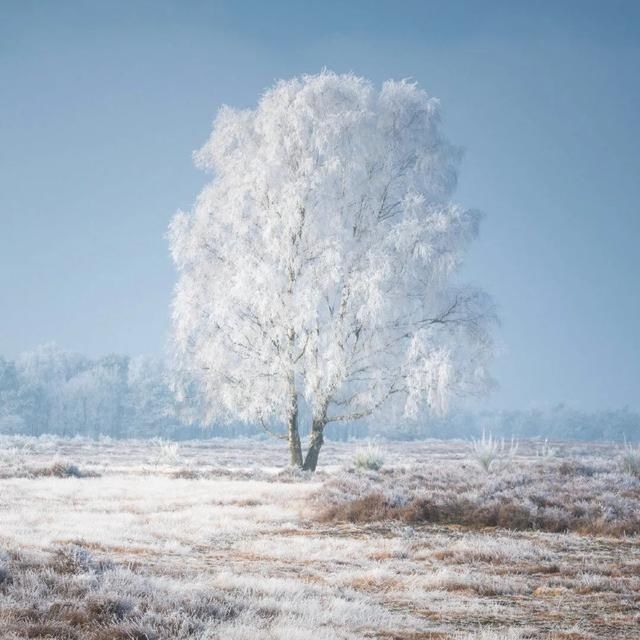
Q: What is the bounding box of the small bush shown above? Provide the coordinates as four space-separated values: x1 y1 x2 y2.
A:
557 460 596 476
171 468 201 479
353 442 385 471
273 466 314 482
85 596 133 622
620 442 640 477
52 545 100 574
536 438 556 459
319 493 392 523
150 438 181 466
0 565 11 587
32 462 95 478
470 431 518 472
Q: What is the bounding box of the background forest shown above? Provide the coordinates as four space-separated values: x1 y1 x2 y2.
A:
1 344 636 441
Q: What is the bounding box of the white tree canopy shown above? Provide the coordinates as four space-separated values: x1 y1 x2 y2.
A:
169 71 494 467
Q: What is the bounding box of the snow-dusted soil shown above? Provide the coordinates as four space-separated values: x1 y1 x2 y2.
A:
0 436 638 639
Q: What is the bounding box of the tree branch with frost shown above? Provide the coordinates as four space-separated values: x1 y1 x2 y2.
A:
257 416 289 441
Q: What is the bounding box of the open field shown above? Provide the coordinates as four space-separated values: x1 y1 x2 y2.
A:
0 436 638 639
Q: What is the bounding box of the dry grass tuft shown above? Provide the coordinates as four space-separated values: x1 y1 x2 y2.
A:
620 442 640 478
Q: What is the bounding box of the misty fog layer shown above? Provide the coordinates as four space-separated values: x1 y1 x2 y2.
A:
1 344 637 442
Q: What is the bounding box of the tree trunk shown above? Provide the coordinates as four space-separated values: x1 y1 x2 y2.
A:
302 417 325 472
287 394 303 468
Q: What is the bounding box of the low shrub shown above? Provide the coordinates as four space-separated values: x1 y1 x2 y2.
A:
150 438 181 466
469 431 518 472
316 458 640 536
620 441 640 477
31 462 97 478
353 442 385 471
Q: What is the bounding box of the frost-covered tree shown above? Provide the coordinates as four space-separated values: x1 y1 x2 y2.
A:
126 355 177 438
0 345 186 439
169 71 495 470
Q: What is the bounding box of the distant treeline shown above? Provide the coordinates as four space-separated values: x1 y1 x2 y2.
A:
0 345 637 442
0 344 182 439
372 407 640 442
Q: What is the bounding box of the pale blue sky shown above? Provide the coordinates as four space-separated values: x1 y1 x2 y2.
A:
1 1 639 411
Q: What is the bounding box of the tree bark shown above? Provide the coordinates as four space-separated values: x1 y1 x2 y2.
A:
302 417 325 471
287 393 303 468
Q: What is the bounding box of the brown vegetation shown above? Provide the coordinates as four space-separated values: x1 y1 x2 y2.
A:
316 456 640 536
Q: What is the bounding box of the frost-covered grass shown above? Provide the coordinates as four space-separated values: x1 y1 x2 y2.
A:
469 430 518 472
0 436 638 639
620 440 640 477
353 440 385 471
